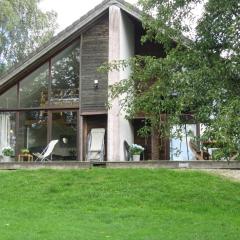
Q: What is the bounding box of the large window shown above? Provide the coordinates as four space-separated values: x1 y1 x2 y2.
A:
1 40 80 110
15 110 78 160
18 111 48 154
20 64 49 108
51 40 80 106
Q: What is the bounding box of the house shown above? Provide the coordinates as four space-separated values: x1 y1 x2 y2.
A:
0 0 197 161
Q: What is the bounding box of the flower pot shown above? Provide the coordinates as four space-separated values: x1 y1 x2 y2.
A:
132 155 140 161
2 156 12 162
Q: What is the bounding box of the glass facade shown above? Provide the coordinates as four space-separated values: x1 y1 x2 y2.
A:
0 40 81 161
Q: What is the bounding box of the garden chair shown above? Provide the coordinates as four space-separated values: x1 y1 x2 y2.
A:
189 139 210 160
33 140 59 162
123 140 131 161
86 128 105 161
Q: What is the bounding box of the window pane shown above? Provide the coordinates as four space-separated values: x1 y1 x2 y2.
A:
170 124 197 161
51 40 80 106
0 86 17 109
0 112 16 158
52 111 77 160
20 64 49 108
18 111 48 155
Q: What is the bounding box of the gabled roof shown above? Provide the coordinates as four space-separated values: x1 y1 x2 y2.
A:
0 0 142 92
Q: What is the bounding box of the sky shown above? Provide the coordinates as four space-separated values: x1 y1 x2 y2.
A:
39 0 138 33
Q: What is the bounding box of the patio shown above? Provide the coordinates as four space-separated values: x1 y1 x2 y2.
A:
0 160 240 170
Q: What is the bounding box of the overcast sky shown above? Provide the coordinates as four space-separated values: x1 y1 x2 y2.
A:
39 0 138 32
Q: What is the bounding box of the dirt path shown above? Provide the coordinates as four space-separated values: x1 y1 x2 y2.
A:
201 169 240 182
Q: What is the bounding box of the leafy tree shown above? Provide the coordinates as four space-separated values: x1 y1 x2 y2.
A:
105 0 240 159
0 0 57 75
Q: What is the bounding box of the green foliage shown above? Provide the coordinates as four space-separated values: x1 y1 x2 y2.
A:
51 42 80 90
0 0 57 75
20 148 30 154
105 0 240 159
0 169 240 239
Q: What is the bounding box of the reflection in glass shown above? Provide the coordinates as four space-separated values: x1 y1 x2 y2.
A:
20 64 49 108
51 40 80 106
170 124 197 161
18 111 48 154
0 112 16 157
0 86 17 109
52 111 77 160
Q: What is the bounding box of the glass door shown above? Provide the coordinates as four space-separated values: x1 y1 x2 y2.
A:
170 124 197 161
51 111 78 160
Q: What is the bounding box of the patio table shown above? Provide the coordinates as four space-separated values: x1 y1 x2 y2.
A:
18 154 33 162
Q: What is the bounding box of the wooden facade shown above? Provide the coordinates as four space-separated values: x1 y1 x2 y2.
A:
0 12 110 161
81 15 109 113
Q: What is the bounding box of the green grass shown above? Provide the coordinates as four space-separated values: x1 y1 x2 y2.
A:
0 169 240 239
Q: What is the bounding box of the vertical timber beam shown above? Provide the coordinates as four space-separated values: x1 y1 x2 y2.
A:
107 6 121 161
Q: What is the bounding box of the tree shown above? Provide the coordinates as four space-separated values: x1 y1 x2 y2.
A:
106 0 240 159
0 0 57 75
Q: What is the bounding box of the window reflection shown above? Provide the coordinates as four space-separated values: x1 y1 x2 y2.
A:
51 41 80 106
20 64 49 108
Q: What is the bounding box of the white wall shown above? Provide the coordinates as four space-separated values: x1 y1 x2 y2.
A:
107 6 135 161
108 6 121 161
119 11 135 161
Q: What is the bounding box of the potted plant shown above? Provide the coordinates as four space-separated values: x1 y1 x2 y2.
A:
129 144 144 161
21 148 30 155
2 147 14 162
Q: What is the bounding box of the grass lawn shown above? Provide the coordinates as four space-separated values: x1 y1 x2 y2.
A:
0 168 240 240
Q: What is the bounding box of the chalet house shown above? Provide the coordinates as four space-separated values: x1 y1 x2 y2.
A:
0 0 196 161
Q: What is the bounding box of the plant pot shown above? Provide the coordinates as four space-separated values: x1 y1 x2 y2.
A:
2 156 12 162
132 155 140 161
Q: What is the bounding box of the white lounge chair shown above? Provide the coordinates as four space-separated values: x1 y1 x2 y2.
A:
33 140 59 162
86 128 105 161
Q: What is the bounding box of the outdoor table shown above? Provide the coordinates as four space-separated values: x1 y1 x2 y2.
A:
18 154 33 162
